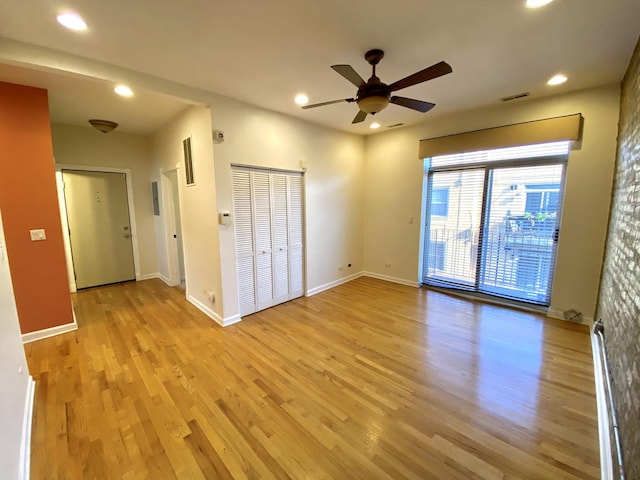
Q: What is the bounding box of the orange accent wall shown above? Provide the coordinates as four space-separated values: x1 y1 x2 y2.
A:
0 81 74 333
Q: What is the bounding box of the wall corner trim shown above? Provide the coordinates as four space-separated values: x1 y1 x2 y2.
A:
361 272 421 288
21 315 78 344
306 272 364 297
19 376 35 480
591 329 615 480
187 295 225 327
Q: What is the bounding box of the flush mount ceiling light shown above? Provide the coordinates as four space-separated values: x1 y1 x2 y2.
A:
547 73 568 85
370 122 381 129
56 12 87 30
525 0 554 8
88 119 118 133
114 85 133 97
294 94 309 106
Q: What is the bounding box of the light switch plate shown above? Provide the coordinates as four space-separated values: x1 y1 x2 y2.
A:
30 229 46 241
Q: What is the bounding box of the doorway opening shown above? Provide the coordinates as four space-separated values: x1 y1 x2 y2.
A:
161 168 186 289
56 166 140 290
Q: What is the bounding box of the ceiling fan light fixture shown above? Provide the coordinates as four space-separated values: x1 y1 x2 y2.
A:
357 96 389 115
88 119 118 133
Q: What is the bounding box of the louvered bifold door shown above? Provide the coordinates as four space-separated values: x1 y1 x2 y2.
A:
271 173 290 305
252 171 275 311
232 169 256 316
288 174 304 298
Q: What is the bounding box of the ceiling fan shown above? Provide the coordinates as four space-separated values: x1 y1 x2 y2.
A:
301 49 453 124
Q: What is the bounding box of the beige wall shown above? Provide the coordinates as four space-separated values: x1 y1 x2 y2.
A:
210 95 365 321
50 123 158 278
364 84 620 321
150 106 225 323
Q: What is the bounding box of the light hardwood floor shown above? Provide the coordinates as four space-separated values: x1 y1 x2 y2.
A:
25 277 600 479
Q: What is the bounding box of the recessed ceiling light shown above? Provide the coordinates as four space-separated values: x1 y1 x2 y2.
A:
370 122 381 129
525 0 554 8
56 13 87 31
547 74 568 86
294 94 309 106
114 85 134 97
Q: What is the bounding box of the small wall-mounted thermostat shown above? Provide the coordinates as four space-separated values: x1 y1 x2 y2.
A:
213 130 225 143
218 212 232 225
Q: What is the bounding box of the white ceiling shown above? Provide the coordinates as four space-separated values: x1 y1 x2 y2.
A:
0 0 638 136
0 62 194 135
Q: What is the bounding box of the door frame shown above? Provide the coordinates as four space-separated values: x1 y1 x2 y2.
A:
55 164 141 292
160 166 187 288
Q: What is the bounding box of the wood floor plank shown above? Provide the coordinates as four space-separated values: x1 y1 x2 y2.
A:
26 277 600 479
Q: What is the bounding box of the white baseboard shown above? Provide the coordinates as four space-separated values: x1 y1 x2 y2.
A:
22 313 78 344
137 272 161 281
19 376 35 480
547 308 594 325
187 294 226 327
306 272 363 297
140 273 174 286
222 314 242 327
361 271 420 288
591 329 614 480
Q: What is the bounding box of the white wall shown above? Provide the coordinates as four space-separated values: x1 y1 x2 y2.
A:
50 124 158 278
363 84 621 321
0 208 32 479
210 95 365 320
150 106 225 323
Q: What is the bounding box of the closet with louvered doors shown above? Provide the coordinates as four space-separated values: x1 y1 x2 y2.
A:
231 167 304 317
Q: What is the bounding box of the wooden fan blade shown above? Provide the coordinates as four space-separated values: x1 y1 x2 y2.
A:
352 110 368 124
390 96 436 113
301 98 355 109
388 61 452 92
331 65 366 87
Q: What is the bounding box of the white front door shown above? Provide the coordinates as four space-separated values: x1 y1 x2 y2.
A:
63 170 136 289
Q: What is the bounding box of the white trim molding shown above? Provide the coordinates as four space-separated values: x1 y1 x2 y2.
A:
137 272 161 281
306 272 363 297
19 376 35 480
591 330 614 480
187 295 225 327
21 313 78 343
362 271 420 288
222 314 242 327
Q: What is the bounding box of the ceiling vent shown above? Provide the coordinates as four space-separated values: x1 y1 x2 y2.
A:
387 123 405 128
501 92 530 102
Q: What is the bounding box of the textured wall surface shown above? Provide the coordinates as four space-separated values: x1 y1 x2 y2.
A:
597 37 640 478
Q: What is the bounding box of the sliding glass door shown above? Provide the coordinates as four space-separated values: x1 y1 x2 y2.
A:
423 155 566 306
